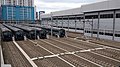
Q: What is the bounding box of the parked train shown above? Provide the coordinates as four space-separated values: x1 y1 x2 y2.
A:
0 25 13 41
42 27 66 37
23 24 66 38
13 24 47 39
32 27 47 39
3 24 24 41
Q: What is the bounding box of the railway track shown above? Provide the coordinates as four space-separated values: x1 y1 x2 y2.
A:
40 38 120 67
2 36 120 67
65 38 120 62
33 39 101 67
55 38 102 49
34 57 72 67
17 40 72 67
76 52 120 67
67 31 83 38
17 41 52 58
2 42 32 67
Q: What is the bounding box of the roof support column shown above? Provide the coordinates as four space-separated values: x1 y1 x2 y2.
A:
56 17 58 28
68 16 70 31
75 16 77 32
51 12 53 37
83 13 85 36
62 16 63 29
97 12 100 39
112 10 116 41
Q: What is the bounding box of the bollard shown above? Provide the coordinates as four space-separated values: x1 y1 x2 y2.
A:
37 35 40 39
12 36 15 41
47 34 49 39
24 36 27 41
57 34 60 38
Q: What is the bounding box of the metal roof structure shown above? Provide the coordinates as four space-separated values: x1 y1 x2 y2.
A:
41 0 120 17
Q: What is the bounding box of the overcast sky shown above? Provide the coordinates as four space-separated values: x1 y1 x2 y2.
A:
35 0 107 14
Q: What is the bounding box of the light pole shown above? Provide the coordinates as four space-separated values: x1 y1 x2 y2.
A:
68 16 70 31
62 16 63 29
75 16 77 32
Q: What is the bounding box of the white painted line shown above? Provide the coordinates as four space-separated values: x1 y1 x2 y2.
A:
51 38 120 66
31 57 39 61
90 51 120 63
70 37 120 51
73 54 103 67
31 57 43 61
62 38 120 63
29 40 76 67
1 44 4 64
95 48 104 50
40 40 102 66
31 47 106 61
13 41 38 67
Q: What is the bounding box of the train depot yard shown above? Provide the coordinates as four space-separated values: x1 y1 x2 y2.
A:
1 24 120 67
1 0 120 67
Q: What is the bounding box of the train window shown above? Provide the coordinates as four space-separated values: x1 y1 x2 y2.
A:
116 13 120 18
3 32 11 36
100 14 113 18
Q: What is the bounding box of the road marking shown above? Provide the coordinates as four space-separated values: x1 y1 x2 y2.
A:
29 40 76 67
13 41 38 67
40 40 102 67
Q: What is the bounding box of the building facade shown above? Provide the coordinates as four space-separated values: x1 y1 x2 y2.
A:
0 0 34 21
1 0 34 7
41 0 120 42
1 5 34 21
0 7 2 20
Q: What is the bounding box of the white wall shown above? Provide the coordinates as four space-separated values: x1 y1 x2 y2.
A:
81 0 120 12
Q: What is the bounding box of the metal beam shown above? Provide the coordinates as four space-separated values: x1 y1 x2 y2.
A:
68 16 70 31
97 12 100 39
112 10 116 40
83 13 85 36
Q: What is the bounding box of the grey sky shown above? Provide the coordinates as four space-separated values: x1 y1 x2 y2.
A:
35 0 107 13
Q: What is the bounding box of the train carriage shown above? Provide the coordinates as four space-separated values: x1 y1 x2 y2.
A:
0 25 13 41
23 24 66 38
13 25 39 39
3 24 24 41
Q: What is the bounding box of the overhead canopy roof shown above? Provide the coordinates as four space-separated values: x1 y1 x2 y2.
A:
41 0 120 18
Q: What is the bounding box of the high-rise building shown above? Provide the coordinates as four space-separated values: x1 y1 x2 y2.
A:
0 0 35 21
0 7 2 20
1 0 34 6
